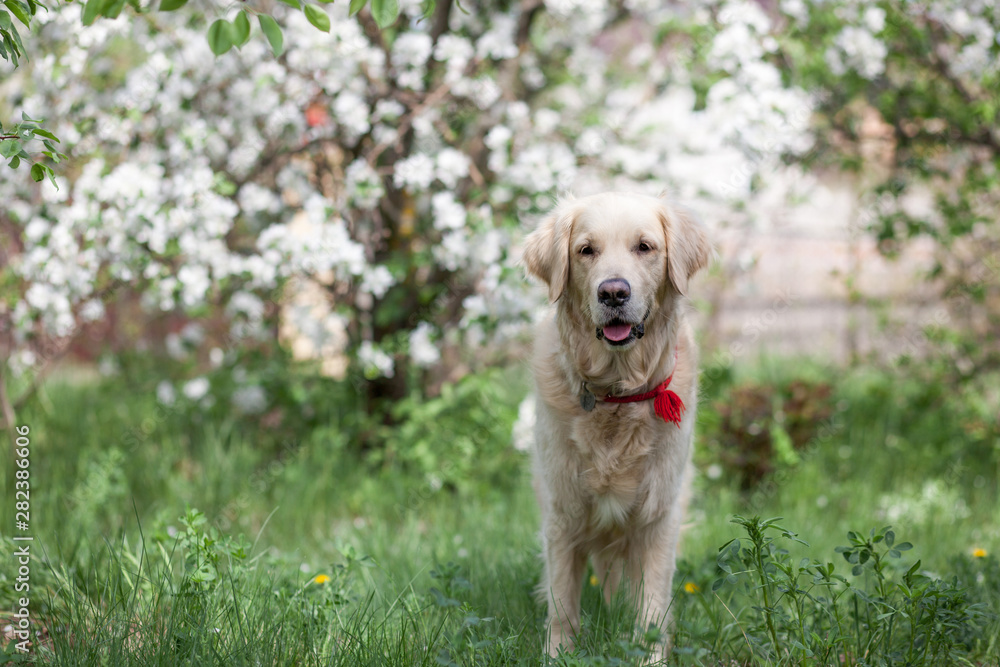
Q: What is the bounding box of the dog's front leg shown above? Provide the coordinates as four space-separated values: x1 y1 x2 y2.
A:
542 522 586 657
626 528 680 662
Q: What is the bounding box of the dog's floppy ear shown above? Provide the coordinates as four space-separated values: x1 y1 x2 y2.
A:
660 201 711 296
521 204 575 303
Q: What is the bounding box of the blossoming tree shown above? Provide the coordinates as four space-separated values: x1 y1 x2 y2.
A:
1 0 996 431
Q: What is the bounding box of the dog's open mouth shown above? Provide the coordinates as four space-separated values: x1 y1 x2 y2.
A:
595 308 651 346
596 319 645 346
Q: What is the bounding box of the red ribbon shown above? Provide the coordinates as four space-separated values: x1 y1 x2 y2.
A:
602 371 685 426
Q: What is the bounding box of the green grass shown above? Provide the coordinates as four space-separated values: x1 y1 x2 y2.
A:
1 360 998 665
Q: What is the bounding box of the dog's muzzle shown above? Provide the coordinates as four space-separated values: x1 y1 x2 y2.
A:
595 309 650 346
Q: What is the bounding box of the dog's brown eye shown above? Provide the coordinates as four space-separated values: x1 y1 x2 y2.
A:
637 242 652 253
580 245 594 256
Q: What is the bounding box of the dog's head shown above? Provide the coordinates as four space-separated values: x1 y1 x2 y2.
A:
522 192 710 350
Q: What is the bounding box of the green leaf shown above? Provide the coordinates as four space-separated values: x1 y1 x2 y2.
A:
370 0 398 27
275 0 300 8
103 0 126 19
303 4 330 32
207 18 233 56
0 10 12 31
0 138 20 157
232 10 250 47
4 0 30 27
895 542 913 551
5 23 25 62
851 564 864 576
81 0 104 26
30 128 58 142
159 0 187 10
8 154 19 168
348 0 366 15
30 162 44 182
258 14 283 56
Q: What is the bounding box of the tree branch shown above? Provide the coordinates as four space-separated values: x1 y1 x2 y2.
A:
429 0 454 44
516 0 544 49
921 21 1000 154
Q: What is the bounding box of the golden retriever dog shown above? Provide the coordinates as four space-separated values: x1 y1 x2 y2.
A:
521 191 711 661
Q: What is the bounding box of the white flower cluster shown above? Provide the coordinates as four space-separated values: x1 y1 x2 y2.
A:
928 1 1000 79
826 24 888 79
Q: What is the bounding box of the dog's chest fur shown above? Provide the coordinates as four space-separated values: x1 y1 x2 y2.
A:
570 404 660 528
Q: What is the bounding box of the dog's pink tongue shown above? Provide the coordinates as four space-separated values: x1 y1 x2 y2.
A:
603 323 632 341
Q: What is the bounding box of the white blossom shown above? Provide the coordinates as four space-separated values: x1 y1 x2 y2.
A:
392 32 433 69
435 148 470 188
360 266 395 298
409 322 441 367
434 34 474 83
435 229 470 271
475 14 519 60
358 341 394 378
831 26 888 79
334 92 371 138
156 380 176 406
393 153 436 190
432 192 467 230
182 376 210 401
863 6 886 33
344 159 385 209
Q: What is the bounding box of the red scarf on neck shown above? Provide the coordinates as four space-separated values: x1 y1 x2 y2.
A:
602 355 685 425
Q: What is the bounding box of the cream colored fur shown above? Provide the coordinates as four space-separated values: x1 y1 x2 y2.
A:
521 191 711 661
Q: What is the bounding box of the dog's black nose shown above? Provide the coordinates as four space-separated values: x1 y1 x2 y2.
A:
597 279 631 307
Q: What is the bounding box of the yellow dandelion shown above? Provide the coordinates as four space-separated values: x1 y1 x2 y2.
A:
589 575 599 586
684 582 700 594
972 548 987 558
313 574 331 584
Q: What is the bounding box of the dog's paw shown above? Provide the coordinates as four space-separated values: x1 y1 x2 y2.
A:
544 624 577 659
